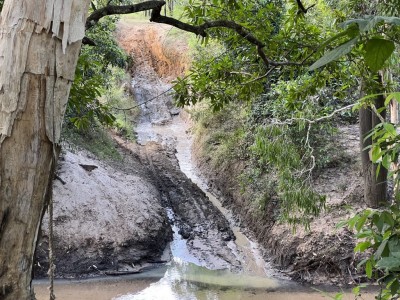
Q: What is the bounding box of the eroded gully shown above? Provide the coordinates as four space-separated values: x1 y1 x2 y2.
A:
34 66 375 300
34 22 376 300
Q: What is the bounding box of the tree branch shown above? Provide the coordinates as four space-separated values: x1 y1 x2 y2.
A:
86 1 166 30
87 0 303 67
149 5 206 37
296 0 316 14
150 9 302 67
82 36 96 46
270 103 356 125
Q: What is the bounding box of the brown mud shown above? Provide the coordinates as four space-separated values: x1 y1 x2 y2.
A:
116 20 365 285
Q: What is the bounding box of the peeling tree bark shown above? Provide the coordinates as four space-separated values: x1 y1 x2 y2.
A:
0 1 90 299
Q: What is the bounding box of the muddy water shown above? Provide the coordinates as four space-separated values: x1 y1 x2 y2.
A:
34 261 376 300
33 92 377 300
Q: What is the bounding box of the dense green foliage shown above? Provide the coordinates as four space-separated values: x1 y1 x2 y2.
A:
66 15 129 131
176 1 400 296
64 1 138 156
342 201 400 299
176 0 362 226
316 7 400 299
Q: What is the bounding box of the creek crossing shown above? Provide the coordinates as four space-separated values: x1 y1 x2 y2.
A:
33 22 377 300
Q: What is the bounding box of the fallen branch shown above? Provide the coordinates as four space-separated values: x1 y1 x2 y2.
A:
271 103 356 126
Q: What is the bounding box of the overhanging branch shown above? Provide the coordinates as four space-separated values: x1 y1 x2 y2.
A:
86 1 166 30
150 8 302 67
87 0 303 67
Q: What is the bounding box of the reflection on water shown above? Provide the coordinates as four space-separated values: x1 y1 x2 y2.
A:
166 208 203 266
114 258 280 300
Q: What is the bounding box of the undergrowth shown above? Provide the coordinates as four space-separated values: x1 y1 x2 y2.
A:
62 124 121 161
62 67 138 161
190 99 343 227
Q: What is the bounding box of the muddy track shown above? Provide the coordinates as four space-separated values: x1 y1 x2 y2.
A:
114 137 241 271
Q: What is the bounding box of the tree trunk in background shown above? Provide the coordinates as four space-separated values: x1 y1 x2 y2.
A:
359 75 387 208
0 1 89 299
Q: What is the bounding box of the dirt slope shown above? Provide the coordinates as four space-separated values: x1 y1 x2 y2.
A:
192 124 365 285
34 146 172 278
116 21 189 81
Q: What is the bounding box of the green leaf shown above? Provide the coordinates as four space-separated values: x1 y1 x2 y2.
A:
375 239 388 260
374 16 400 26
356 229 372 238
342 16 400 33
354 241 371 253
341 18 371 32
317 24 360 51
376 257 400 270
334 293 343 300
309 37 359 71
376 163 381 180
390 279 399 296
384 92 400 106
357 258 368 269
388 237 400 258
355 212 369 231
352 285 360 295
335 220 348 229
371 146 383 162
382 212 395 228
364 38 395 72
382 155 392 170
366 259 373 278
383 123 397 137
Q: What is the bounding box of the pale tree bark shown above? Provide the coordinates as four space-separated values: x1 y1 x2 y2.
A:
0 1 90 299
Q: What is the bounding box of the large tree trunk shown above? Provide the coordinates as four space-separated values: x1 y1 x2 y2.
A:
359 76 387 208
0 1 89 299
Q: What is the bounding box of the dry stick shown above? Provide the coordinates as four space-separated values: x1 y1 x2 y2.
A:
48 85 58 300
270 103 356 126
269 103 356 182
48 182 55 300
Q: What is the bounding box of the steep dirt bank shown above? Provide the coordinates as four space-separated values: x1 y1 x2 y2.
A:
34 146 172 278
34 21 195 279
34 131 240 278
192 124 365 285
116 21 189 82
